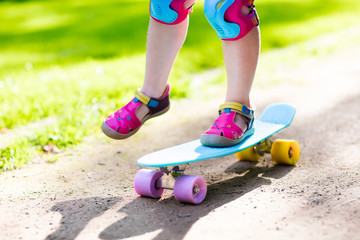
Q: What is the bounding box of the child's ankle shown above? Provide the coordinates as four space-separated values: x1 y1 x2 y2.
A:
234 113 248 131
140 85 167 99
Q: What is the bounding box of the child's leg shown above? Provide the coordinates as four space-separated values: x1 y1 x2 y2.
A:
142 18 189 99
222 24 260 129
102 0 195 139
201 0 260 147
223 5 260 106
137 0 195 120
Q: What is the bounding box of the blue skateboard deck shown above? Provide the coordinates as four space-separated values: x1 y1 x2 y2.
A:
137 103 296 168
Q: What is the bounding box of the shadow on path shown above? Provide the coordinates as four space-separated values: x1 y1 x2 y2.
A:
98 164 294 240
46 197 121 240
45 164 293 240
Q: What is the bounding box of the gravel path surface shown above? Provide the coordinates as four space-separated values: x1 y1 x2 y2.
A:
1 41 360 240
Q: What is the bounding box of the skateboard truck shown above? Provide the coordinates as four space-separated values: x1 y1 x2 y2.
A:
156 165 187 189
155 173 202 197
134 165 207 204
159 164 187 177
254 138 273 157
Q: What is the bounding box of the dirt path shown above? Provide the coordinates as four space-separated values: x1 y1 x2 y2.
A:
1 40 360 240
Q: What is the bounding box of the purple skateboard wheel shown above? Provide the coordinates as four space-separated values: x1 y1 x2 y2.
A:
174 175 207 204
134 169 164 198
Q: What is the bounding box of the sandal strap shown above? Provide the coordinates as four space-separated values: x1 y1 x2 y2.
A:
133 84 170 116
219 102 254 119
135 90 159 108
134 84 171 109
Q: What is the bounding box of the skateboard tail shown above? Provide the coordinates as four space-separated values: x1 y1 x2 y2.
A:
258 103 296 126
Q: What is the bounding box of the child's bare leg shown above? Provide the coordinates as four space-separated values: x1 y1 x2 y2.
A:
223 26 260 129
136 18 188 119
201 0 260 147
137 1 194 120
102 1 194 140
141 18 188 99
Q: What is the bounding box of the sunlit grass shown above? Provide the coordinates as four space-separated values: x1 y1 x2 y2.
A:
1 0 360 171
0 139 35 171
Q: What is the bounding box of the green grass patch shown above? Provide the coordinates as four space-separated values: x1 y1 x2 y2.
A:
0 139 35 171
1 0 360 171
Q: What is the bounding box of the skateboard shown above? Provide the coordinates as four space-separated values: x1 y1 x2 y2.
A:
134 103 300 204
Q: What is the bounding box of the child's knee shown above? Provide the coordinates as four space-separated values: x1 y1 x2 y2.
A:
150 0 195 25
204 0 259 40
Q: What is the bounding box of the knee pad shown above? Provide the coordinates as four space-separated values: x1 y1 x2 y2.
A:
204 0 259 40
150 0 193 25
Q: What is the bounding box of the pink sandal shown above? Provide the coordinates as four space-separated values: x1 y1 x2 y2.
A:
200 102 255 147
101 85 170 139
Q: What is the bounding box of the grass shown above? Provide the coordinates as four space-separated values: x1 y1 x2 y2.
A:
1 0 360 171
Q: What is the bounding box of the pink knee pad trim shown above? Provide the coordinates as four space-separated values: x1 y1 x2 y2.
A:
224 0 259 40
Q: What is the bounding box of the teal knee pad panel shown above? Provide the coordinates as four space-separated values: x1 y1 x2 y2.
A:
150 0 190 25
204 0 259 40
150 0 178 24
204 0 240 39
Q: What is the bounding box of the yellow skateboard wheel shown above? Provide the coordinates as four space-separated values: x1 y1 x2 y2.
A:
271 139 300 165
235 146 261 162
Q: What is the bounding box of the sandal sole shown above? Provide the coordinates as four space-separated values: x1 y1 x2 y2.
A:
200 127 255 148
